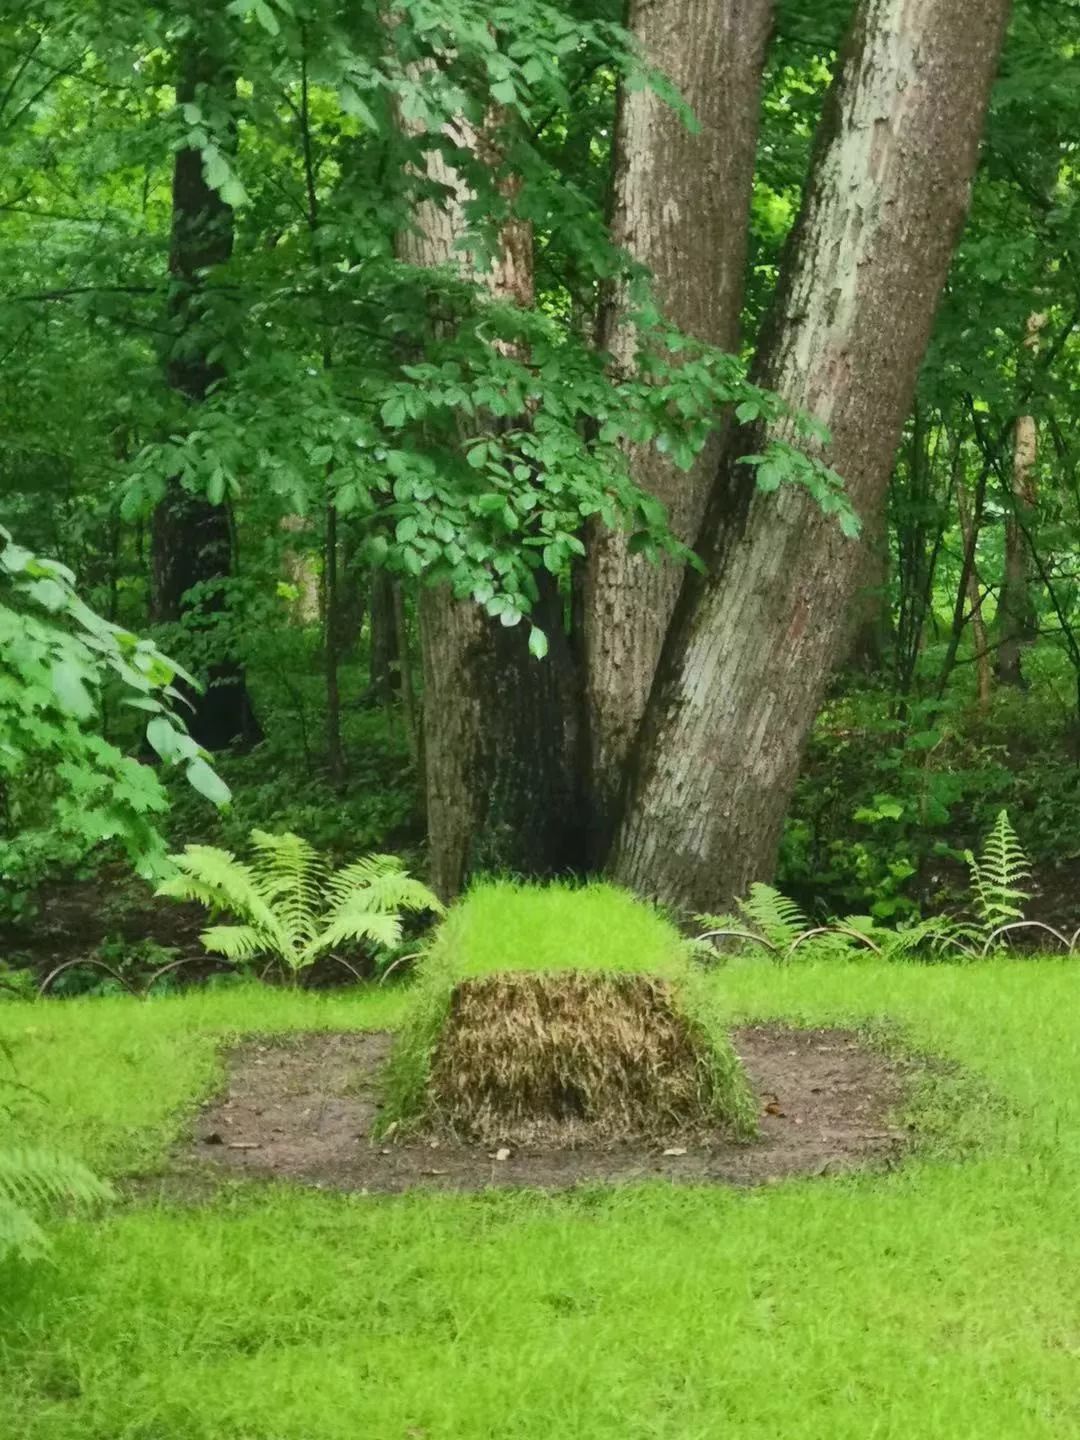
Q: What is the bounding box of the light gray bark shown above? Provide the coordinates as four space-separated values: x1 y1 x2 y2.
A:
612 0 1013 915
582 0 774 858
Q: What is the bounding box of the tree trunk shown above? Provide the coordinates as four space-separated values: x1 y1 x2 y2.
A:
281 515 320 625
997 411 1038 687
392 581 418 763
324 502 344 784
420 572 582 899
955 475 992 710
402 103 584 900
151 34 259 752
369 567 399 704
582 0 774 859
846 512 892 674
612 0 1012 915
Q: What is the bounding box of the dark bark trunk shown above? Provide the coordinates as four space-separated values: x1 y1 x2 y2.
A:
400 98 582 900
420 573 585 900
325 502 344 784
393 581 419 763
612 0 1012 915
151 34 258 752
846 516 892 675
582 0 774 861
369 567 399 704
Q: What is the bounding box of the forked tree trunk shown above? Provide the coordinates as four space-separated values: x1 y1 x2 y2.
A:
582 0 773 860
612 0 1012 914
400 104 583 900
152 34 259 752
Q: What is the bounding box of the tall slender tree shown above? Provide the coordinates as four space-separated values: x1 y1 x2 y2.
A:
152 22 258 751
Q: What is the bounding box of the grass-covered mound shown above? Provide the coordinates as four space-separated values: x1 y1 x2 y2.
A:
379 881 757 1143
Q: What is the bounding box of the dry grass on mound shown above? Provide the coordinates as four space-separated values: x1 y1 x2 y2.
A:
425 970 731 1145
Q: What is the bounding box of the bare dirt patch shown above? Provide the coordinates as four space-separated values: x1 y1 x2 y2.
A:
188 1025 911 1192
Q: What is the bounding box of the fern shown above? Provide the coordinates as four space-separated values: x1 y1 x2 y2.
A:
0 1148 112 1263
738 883 809 949
157 831 444 979
965 810 1031 937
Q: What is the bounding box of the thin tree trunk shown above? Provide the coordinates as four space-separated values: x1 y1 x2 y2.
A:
151 34 259 752
324 501 344 784
281 515 320 624
392 581 418 762
582 0 774 859
955 475 992 710
997 411 1038 686
998 311 1045 686
847 512 892 674
369 567 399 704
612 0 1012 915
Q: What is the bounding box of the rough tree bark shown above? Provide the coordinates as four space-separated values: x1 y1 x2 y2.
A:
400 108 583 900
152 33 259 751
612 0 1012 914
582 0 774 859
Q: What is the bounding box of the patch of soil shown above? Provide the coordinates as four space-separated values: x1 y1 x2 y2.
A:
188 1026 911 1193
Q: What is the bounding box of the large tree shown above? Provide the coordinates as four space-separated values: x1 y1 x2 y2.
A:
611 0 1013 913
397 93 589 900
582 0 774 859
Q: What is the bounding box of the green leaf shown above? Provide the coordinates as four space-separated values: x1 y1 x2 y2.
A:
528 626 548 660
185 757 232 807
50 660 94 721
25 578 66 611
755 460 783 493
203 147 229 192
220 176 248 208
253 0 280 34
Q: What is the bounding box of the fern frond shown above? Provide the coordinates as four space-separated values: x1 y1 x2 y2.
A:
738 883 809 948
0 1195 49 1262
248 831 325 953
0 1148 112 1262
156 846 283 940
199 925 264 962
966 810 1031 934
311 906 404 960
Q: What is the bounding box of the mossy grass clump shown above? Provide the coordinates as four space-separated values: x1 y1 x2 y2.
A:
378 880 757 1144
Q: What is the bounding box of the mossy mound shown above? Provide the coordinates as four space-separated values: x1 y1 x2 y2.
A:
379 881 757 1144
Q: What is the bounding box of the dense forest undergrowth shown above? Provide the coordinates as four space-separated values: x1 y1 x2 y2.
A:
7 626 1080 993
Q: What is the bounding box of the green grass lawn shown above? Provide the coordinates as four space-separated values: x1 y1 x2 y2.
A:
2 955 1080 1438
